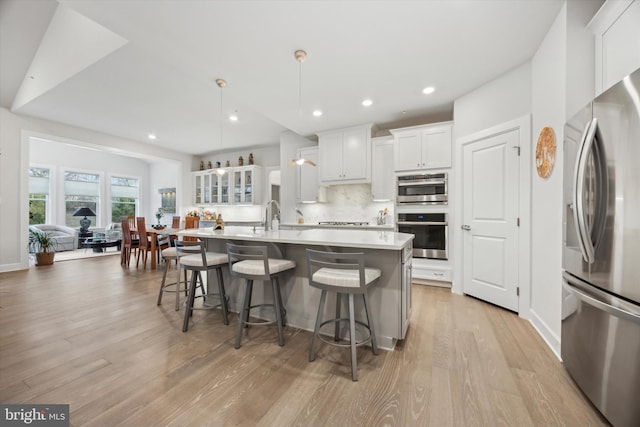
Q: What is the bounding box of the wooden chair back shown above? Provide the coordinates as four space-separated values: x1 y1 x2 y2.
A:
184 216 199 242
120 216 140 266
172 216 181 228
136 217 149 250
121 216 132 246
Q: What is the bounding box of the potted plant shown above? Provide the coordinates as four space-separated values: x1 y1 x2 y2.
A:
29 228 59 266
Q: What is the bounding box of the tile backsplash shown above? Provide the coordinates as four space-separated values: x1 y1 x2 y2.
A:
296 184 393 226
189 184 394 227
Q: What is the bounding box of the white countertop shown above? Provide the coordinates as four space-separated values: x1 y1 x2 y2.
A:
179 226 413 251
280 222 395 231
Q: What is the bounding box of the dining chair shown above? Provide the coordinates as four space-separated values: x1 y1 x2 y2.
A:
136 217 152 269
172 216 181 229
120 216 140 266
184 216 200 242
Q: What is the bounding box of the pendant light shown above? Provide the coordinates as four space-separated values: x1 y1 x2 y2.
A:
215 78 227 175
289 49 316 168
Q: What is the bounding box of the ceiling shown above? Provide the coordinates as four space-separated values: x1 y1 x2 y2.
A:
0 0 564 156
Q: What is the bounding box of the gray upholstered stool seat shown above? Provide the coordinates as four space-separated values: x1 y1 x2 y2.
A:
306 249 381 381
227 243 296 348
176 240 230 332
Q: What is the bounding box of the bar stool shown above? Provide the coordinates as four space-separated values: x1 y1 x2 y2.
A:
305 249 381 381
156 235 189 311
227 243 295 348
176 240 229 332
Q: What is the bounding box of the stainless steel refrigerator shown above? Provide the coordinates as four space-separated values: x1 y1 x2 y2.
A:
562 67 640 427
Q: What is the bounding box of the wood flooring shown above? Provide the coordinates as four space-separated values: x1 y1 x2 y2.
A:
0 257 609 426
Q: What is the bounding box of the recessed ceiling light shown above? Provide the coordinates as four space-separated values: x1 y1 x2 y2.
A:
422 86 435 95
229 114 238 122
148 133 156 140
312 110 323 117
362 99 373 107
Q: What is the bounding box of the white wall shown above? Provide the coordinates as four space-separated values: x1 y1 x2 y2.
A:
0 107 194 272
149 161 181 225
453 62 532 140
529 3 567 358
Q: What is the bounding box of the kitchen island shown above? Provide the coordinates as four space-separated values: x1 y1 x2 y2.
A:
178 227 413 350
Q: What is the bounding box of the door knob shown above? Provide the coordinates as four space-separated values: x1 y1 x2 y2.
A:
461 224 471 230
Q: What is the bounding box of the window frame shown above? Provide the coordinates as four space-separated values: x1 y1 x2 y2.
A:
108 173 140 224
62 168 103 228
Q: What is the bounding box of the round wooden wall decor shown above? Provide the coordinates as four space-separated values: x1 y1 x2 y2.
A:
535 126 556 178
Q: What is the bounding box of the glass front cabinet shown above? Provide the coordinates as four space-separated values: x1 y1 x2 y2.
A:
193 165 262 206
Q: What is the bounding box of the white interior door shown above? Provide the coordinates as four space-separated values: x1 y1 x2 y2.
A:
462 129 520 312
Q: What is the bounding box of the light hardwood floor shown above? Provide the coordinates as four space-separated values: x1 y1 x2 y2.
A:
0 257 608 426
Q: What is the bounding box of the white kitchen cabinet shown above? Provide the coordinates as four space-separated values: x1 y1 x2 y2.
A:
371 137 395 201
296 146 320 203
193 171 206 204
318 124 373 184
193 170 226 204
589 0 640 94
192 165 261 205
391 122 453 172
232 165 262 204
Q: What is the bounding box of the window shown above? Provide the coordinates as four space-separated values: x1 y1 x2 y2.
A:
29 167 50 225
110 176 138 222
64 171 100 227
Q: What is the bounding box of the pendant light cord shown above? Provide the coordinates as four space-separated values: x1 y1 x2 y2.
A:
298 60 303 116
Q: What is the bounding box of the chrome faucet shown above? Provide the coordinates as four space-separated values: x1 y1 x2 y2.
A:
264 200 281 230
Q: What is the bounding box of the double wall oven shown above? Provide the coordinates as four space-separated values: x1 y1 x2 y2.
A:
396 172 448 260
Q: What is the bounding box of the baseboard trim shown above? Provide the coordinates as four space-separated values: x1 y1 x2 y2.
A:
0 262 29 273
529 308 561 360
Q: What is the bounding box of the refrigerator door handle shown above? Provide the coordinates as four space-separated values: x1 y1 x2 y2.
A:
563 273 640 325
573 118 597 264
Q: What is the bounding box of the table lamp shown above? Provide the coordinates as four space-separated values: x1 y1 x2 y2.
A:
73 207 96 233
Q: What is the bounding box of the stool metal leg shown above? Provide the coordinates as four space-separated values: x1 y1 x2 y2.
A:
272 279 284 346
274 276 287 326
363 292 378 354
235 279 252 349
197 272 206 306
157 258 171 306
310 289 327 362
182 271 198 332
216 267 229 325
244 280 253 328
174 263 184 312
348 293 358 381
334 293 342 341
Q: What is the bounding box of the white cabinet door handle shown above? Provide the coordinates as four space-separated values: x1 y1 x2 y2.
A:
461 224 471 230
